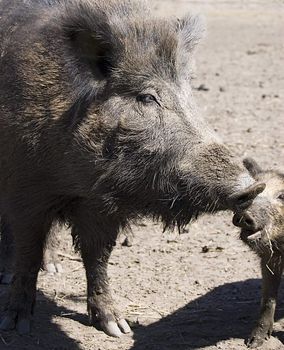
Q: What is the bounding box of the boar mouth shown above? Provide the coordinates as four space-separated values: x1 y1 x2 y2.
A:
240 228 281 255
240 229 262 242
240 228 262 243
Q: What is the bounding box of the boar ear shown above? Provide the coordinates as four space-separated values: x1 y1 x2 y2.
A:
243 158 263 178
61 3 118 83
176 14 206 52
68 29 114 80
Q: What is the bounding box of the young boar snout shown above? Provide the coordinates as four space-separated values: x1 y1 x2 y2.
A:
233 158 284 247
232 183 268 242
233 202 269 243
232 184 268 234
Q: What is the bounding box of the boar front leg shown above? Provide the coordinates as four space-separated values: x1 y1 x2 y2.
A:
0 216 51 334
0 216 14 284
247 255 284 348
72 209 131 338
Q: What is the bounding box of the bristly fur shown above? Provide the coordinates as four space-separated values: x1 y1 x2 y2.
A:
237 159 284 347
55 0 205 87
0 0 253 335
0 0 244 237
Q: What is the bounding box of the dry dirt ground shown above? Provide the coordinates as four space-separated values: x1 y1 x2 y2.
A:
0 0 284 349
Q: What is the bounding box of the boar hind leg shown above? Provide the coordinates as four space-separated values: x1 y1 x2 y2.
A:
0 216 51 334
0 216 14 284
72 211 131 338
43 222 63 274
247 256 284 348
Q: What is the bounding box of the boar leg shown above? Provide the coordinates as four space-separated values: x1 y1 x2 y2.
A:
43 222 63 274
247 256 284 348
121 230 134 247
0 216 14 284
0 217 51 334
73 211 131 338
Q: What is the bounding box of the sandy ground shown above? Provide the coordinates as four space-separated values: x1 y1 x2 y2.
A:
0 0 284 349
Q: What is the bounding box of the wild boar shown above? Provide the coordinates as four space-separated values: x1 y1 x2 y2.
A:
234 158 284 348
0 0 263 338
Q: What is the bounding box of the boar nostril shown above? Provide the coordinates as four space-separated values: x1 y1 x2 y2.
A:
233 214 243 227
239 213 257 230
243 217 254 228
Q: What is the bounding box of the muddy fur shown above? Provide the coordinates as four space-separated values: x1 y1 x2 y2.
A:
235 158 284 348
0 0 258 337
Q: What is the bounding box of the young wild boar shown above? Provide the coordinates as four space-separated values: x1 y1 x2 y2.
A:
234 158 284 348
0 0 263 338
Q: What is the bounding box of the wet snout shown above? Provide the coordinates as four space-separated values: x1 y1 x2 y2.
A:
230 182 266 238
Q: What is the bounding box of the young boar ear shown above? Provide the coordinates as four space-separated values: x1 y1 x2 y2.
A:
176 14 206 52
243 158 263 178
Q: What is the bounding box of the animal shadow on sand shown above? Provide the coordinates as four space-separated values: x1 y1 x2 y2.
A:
0 278 283 350
0 285 85 350
130 279 284 350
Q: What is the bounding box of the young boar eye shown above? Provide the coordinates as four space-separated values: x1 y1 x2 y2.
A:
277 193 284 201
136 94 158 105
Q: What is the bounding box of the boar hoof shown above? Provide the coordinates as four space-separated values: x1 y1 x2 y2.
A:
247 326 272 348
0 272 14 285
247 336 266 348
122 236 133 247
44 262 63 275
0 313 31 335
97 316 131 338
88 304 131 337
101 319 131 338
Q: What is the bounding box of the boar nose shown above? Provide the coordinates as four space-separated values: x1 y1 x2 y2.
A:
233 212 258 231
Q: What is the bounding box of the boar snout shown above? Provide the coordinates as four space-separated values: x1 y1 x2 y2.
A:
232 196 271 243
233 208 268 244
231 183 267 241
229 182 266 211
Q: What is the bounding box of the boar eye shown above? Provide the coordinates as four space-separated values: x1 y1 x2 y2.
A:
136 94 158 105
277 193 284 201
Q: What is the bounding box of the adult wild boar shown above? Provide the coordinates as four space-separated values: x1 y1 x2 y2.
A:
0 0 263 338
234 159 284 348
